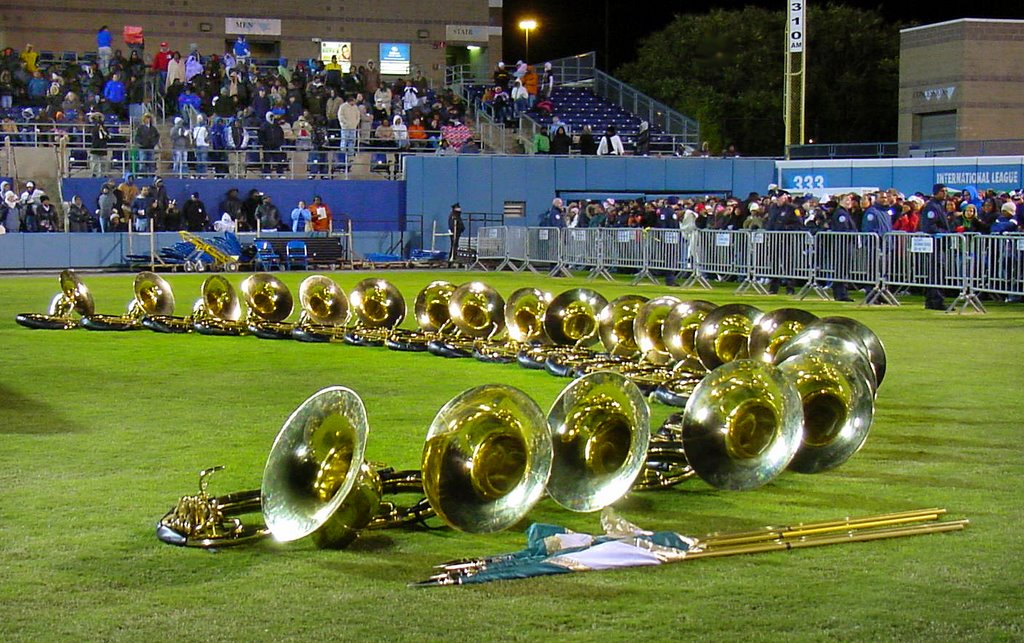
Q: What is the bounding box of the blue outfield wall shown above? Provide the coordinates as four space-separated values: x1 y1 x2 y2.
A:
776 157 1024 195
405 156 777 231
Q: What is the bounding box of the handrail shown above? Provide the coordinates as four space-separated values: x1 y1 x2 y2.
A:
787 139 1024 159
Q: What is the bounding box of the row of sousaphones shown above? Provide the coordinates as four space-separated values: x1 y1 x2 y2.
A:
16 270 887 550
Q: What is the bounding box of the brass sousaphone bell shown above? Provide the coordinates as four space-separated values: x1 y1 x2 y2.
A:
345 278 406 346
534 288 609 374
15 269 95 330
429 281 505 359
747 307 820 364
569 295 649 378
81 271 176 331
158 386 429 549
773 323 878 474
241 273 295 340
387 280 456 352
421 384 552 533
694 303 764 370
545 371 650 512
652 300 718 407
678 359 804 490
291 275 350 342
192 275 245 336
476 286 554 363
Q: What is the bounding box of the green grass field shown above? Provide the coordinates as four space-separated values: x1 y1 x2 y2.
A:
1 269 1022 641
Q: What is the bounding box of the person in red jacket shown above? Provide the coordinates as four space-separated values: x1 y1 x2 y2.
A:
151 42 172 92
310 195 332 234
892 196 921 232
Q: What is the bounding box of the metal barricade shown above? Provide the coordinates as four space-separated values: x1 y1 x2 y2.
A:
594 228 642 283
638 228 687 285
505 226 529 272
525 227 567 276
470 226 506 271
971 233 1024 303
742 230 821 297
561 228 610 280
814 232 884 304
688 229 750 290
880 233 982 313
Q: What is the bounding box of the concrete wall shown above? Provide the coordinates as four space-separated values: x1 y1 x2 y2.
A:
405 155 778 234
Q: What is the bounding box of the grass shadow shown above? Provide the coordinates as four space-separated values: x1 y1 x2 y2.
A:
0 384 92 434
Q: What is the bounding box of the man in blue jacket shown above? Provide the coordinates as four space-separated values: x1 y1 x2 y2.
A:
97 26 113 74
233 36 251 63
919 184 950 310
827 193 857 301
102 73 126 118
860 192 892 234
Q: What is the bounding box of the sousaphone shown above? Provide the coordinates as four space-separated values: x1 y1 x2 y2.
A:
545 371 650 512
344 278 406 346
678 359 804 490
387 280 456 352
694 303 763 370
747 308 819 363
653 300 717 407
421 384 552 533
81 271 176 331
428 281 505 359
241 273 295 340
193 275 245 336
530 288 609 373
558 295 648 378
817 316 887 390
291 275 349 342
157 386 430 549
15 269 94 330
476 286 553 363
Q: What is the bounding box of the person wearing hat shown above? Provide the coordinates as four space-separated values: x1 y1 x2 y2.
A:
448 203 465 262
183 192 209 231
991 201 1020 234
493 62 510 91
151 42 172 92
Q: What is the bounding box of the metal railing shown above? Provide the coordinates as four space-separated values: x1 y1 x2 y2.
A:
470 227 1017 314
788 138 1024 159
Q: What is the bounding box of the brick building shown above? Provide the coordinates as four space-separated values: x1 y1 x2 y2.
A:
899 18 1024 147
0 0 502 84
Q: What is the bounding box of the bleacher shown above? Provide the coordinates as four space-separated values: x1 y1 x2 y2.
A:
529 87 643 136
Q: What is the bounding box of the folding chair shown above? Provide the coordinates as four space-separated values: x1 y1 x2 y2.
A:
254 239 281 271
285 240 309 270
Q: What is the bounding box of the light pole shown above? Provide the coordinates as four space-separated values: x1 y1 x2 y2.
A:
518 19 537 62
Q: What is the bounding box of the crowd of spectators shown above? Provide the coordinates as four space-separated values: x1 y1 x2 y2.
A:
1 31 481 179
536 185 1023 236
0 174 343 234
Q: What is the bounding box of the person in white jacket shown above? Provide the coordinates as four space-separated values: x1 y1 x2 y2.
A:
510 79 529 118
392 115 409 150
191 115 210 176
596 125 625 156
